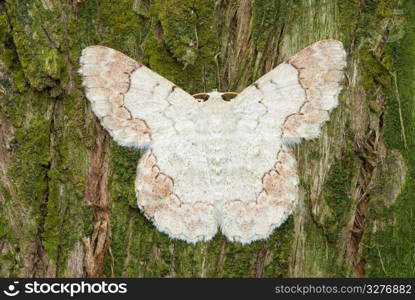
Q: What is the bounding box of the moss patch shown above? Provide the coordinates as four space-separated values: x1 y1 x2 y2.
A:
363 0 415 277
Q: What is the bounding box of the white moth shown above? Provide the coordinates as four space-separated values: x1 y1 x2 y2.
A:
79 40 347 244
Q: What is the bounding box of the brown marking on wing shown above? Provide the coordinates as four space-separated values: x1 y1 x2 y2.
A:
283 40 346 137
135 150 217 240
80 46 151 146
224 149 298 235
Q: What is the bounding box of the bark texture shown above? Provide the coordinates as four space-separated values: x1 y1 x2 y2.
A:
0 0 414 277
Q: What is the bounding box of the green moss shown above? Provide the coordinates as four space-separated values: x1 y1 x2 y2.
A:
41 92 96 275
320 149 356 243
5 1 57 90
43 48 64 80
143 1 218 93
9 116 51 211
363 0 415 277
154 0 217 67
0 97 53 270
298 143 357 277
42 167 60 263
105 143 141 276
0 5 96 270
0 9 28 93
0 185 11 239
85 0 141 50
251 0 284 52
108 143 141 208
359 48 391 95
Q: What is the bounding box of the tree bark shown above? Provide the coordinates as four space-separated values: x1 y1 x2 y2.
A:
0 0 414 277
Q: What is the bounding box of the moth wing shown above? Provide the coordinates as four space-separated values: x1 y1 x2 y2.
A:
283 39 347 144
222 40 347 243
79 45 199 148
80 46 217 242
